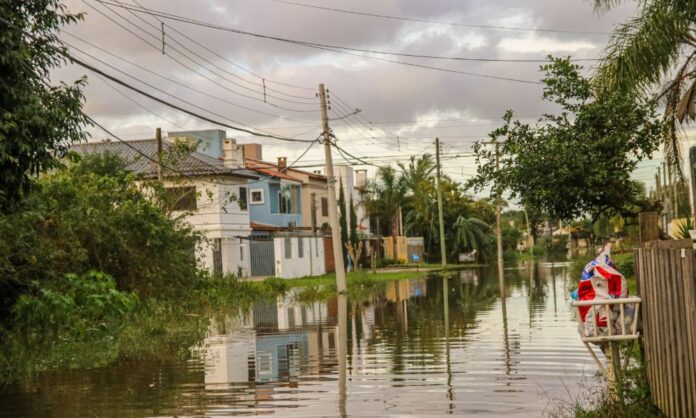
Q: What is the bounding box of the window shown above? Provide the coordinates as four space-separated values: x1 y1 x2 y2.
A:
212 238 222 275
278 184 300 214
321 197 328 217
239 186 248 210
298 237 304 258
250 189 264 204
165 186 197 211
284 237 292 259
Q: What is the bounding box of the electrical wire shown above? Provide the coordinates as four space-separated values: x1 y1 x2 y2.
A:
261 0 611 36
108 0 316 102
63 32 320 125
97 1 599 62
84 0 318 112
68 51 314 142
94 1 547 84
124 0 315 94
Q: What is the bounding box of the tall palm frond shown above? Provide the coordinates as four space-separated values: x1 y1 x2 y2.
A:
593 0 696 173
453 216 495 252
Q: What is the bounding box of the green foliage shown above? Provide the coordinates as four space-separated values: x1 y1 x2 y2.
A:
0 1 89 213
453 216 495 256
566 366 663 418
11 271 137 337
470 57 663 222
593 214 613 241
349 195 359 247
362 166 407 236
672 217 694 239
593 0 696 171
0 152 200 315
377 258 406 268
338 179 349 258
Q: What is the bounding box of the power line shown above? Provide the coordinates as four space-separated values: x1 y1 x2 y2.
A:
99 1 601 62
95 1 546 84
95 73 190 131
88 114 321 190
261 0 611 36
62 32 319 125
112 0 317 101
85 0 318 112
126 0 314 93
67 51 314 143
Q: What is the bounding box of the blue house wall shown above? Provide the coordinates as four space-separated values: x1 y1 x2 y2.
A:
248 176 303 230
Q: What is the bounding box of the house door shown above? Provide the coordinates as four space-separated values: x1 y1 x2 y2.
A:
249 236 275 277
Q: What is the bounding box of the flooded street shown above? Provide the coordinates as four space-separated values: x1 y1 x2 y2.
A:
0 263 597 417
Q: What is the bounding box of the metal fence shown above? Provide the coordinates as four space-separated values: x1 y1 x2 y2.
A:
248 236 275 277
635 239 696 418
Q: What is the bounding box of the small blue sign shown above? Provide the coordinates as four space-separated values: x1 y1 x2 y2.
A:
412 253 420 262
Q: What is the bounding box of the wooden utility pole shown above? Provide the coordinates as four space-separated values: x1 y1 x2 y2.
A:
156 127 163 182
435 137 447 268
318 84 347 293
495 144 504 276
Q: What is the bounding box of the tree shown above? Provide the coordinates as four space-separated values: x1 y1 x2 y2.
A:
349 195 359 247
453 216 495 256
470 57 663 222
0 153 200 310
0 1 89 213
362 166 406 236
593 0 696 170
338 179 349 261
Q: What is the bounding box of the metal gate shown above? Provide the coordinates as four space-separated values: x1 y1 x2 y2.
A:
248 236 276 277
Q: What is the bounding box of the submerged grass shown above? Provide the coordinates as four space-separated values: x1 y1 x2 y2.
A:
0 268 435 384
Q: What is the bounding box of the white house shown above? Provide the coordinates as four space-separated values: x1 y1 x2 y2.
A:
335 165 371 236
74 129 329 279
73 130 258 276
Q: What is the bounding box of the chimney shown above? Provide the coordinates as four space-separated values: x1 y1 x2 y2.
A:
277 157 287 169
242 143 263 160
223 138 243 168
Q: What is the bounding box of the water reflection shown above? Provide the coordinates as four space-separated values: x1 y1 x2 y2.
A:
0 264 597 417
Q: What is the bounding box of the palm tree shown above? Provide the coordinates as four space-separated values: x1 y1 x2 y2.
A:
593 0 696 170
453 216 495 255
399 155 436 235
361 166 407 236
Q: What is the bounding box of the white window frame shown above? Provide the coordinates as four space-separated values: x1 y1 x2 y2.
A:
250 189 264 205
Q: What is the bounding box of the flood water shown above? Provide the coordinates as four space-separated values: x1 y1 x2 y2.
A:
0 263 598 417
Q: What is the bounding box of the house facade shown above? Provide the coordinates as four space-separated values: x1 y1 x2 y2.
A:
73 132 259 277
244 153 330 234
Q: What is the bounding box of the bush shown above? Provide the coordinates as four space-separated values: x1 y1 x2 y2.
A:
0 152 200 315
377 258 405 268
11 271 137 338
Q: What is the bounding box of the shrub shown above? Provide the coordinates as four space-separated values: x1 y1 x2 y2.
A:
11 271 137 338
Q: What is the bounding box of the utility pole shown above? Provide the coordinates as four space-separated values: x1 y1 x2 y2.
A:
495 144 504 281
319 83 347 293
435 137 447 269
156 127 163 182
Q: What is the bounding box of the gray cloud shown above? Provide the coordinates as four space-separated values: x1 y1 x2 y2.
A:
56 0 636 180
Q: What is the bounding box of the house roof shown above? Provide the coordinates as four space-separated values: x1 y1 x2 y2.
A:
245 157 327 183
247 166 300 182
72 139 259 180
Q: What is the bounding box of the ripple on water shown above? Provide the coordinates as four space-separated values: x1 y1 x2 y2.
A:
0 265 600 417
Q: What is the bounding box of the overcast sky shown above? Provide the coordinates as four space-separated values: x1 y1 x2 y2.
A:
55 0 640 183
